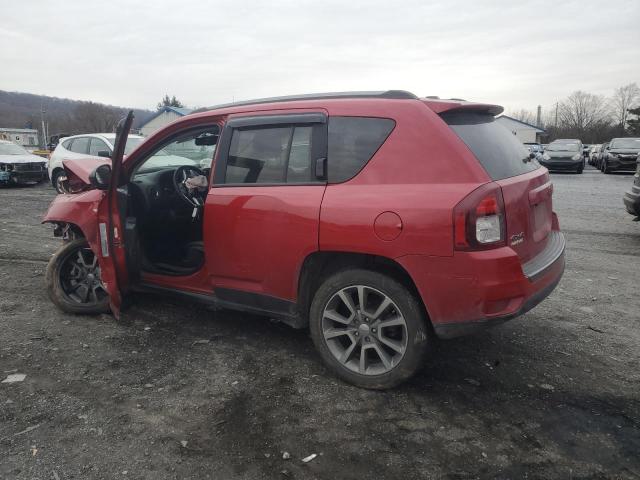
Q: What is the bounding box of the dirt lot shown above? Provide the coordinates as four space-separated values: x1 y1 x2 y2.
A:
1 167 639 480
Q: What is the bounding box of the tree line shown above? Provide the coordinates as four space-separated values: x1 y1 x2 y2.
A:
508 83 640 143
0 90 154 142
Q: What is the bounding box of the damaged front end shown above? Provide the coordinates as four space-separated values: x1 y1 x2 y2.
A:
0 161 47 185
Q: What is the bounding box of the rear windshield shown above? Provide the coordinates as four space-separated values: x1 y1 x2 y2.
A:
442 112 540 180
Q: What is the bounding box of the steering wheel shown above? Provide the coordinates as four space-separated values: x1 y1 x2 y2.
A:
173 165 206 207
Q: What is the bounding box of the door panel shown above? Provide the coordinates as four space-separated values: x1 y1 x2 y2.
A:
103 111 134 316
204 185 325 301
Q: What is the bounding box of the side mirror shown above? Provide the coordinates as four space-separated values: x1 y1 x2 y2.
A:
97 150 111 158
89 164 112 190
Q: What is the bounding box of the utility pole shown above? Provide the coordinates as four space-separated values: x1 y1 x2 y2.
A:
536 105 542 128
40 102 47 149
554 102 558 129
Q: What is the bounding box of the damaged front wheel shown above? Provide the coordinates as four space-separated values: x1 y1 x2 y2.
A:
46 238 110 314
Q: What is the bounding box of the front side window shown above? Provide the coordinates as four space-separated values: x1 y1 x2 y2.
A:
70 137 90 154
224 125 315 184
327 117 396 183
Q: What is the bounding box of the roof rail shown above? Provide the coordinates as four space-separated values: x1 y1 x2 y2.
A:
192 90 418 113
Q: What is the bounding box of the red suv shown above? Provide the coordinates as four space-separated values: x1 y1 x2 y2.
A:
43 91 565 389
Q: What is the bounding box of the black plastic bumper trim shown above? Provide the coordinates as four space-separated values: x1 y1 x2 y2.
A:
522 231 565 282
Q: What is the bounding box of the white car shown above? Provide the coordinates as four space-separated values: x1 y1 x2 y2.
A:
48 133 145 193
0 140 48 186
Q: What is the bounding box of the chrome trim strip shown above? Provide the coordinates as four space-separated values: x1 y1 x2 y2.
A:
99 222 109 257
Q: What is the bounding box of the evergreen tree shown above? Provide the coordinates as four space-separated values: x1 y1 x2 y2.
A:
157 94 185 110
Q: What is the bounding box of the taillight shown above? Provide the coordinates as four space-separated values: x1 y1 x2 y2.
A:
453 183 506 251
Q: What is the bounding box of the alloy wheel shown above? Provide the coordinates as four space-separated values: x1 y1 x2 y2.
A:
55 173 68 194
321 285 408 375
59 247 108 305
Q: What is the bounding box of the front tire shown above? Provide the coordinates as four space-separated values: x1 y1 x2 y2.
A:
46 238 110 314
52 169 67 194
309 269 430 389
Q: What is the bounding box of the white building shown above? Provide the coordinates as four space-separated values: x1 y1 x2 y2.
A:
0 128 40 149
496 116 545 143
139 106 193 137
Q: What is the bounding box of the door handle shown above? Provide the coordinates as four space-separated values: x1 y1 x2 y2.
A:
315 157 327 180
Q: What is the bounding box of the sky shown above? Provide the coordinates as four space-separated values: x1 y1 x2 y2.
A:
1 0 639 115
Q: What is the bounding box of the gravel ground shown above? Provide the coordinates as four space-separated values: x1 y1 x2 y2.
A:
1 167 639 480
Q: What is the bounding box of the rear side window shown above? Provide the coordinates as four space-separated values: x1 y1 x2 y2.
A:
69 137 90 154
442 112 539 180
61 139 73 149
328 117 395 183
88 138 110 156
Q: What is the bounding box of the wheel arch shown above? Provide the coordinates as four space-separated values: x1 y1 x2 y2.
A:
297 251 432 329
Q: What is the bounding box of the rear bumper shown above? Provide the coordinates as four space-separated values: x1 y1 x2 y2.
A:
623 183 640 216
539 159 582 171
398 230 566 339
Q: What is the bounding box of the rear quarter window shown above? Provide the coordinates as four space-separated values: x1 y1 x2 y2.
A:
328 117 395 183
442 112 540 180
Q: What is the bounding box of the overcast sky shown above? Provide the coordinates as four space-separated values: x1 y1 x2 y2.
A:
2 0 639 114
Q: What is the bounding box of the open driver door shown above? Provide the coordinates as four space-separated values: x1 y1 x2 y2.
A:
96 111 135 318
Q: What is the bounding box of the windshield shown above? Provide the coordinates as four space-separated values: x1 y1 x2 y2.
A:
547 143 580 152
124 137 144 154
610 138 640 149
0 143 29 155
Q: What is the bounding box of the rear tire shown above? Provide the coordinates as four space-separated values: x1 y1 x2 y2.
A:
309 269 430 389
46 238 110 314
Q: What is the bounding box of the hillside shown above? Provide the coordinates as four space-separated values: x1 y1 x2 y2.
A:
0 90 155 137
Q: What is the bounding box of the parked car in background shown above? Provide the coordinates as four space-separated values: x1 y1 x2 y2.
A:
48 133 145 193
589 144 601 165
623 153 640 218
524 142 544 160
47 133 71 152
42 91 565 389
582 144 592 160
540 139 584 173
601 137 640 174
0 140 48 186
596 142 609 169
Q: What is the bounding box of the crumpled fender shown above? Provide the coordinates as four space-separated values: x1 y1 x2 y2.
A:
42 189 106 255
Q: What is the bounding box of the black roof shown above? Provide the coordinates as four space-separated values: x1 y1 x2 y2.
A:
192 90 418 114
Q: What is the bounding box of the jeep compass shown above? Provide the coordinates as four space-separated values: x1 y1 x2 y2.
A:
43 90 565 389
